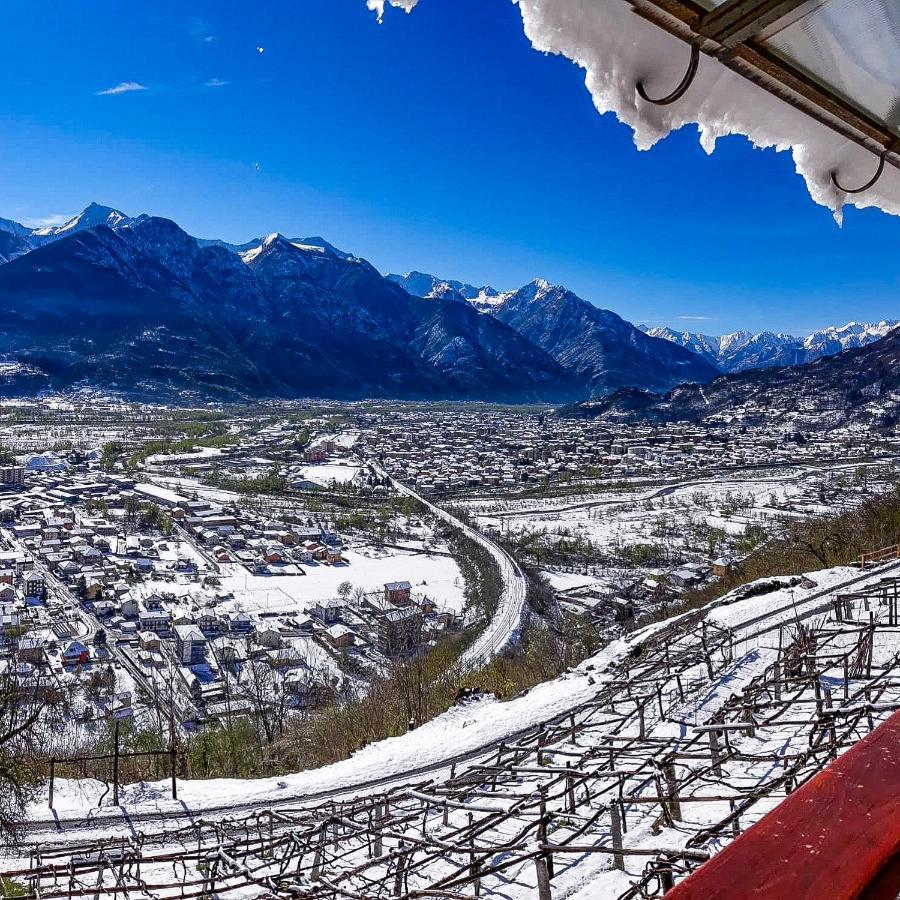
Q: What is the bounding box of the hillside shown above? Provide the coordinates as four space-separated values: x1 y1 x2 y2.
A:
570 327 900 428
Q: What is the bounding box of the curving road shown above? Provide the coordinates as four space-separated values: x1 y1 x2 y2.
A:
369 461 527 670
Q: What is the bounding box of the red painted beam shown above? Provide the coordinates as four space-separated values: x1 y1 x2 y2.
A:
668 711 900 900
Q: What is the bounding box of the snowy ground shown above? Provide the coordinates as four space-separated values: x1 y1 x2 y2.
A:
217 545 465 615
295 462 361 485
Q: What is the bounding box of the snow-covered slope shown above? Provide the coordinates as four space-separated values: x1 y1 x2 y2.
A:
396 273 719 396
30 202 134 238
0 215 579 403
643 321 900 373
0 203 136 261
387 271 501 311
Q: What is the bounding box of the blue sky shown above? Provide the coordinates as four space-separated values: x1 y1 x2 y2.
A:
1 0 896 334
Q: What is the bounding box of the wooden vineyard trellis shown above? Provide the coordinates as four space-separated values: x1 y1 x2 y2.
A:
859 542 900 570
47 720 184 808
6 566 900 900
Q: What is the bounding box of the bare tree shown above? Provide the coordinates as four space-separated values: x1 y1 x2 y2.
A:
0 670 59 843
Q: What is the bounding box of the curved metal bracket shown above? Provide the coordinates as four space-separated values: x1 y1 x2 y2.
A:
636 44 700 106
831 141 898 195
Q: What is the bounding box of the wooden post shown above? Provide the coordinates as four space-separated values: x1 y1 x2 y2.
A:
566 762 575 814
637 701 646 740
311 823 326 881
374 803 383 858
743 703 756 738
169 718 178 801
48 758 55 808
112 720 120 806
707 729 722 777
468 812 480 897
663 760 682 822
393 841 407 898
729 799 740 837
539 788 553 878
610 802 625 871
843 656 849 702
535 855 552 900
660 863 674 893
867 615 874 678
701 623 714 679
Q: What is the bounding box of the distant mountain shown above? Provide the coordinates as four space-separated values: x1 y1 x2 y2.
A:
0 213 578 403
0 203 136 263
642 321 899 373
387 272 502 312
395 273 719 396
571 327 900 429
30 203 136 239
0 219 35 265
199 233 355 260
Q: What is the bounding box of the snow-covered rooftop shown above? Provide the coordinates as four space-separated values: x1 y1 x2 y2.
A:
371 0 900 221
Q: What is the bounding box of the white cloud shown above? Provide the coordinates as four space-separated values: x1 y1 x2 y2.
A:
204 78 230 88
96 81 147 96
678 315 713 321
21 213 71 228
190 18 216 42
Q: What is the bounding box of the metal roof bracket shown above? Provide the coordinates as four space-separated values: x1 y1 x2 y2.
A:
832 140 900 195
636 43 700 106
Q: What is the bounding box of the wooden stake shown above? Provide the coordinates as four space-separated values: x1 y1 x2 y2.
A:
610 803 625 871
112 720 120 806
535 855 552 900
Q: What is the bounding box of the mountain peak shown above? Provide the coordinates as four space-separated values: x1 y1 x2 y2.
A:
32 202 130 238
387 271 500 306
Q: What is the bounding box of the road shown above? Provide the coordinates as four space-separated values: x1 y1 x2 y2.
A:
486 455 899 520
369 461 528 670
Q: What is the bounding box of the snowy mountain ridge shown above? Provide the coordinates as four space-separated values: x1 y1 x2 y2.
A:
642 321 900 373
387 271 501 312
395 272 719 397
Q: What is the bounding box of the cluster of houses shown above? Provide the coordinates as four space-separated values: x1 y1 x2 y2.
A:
0 455 458 729
356 411 898 498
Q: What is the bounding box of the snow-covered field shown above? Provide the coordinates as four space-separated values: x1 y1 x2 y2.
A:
296 462 361 485
217 546 465 615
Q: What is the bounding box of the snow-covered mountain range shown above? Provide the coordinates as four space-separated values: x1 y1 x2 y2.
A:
0 203 140 263
387 272 502 312
641 322 899 373
0 205 580 402
0 204 895 403
389 273 719 396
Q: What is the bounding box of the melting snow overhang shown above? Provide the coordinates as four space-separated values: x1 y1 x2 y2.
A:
372 0 900 219
631 0 899 195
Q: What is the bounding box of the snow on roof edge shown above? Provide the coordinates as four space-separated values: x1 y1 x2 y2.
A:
371 0 900 222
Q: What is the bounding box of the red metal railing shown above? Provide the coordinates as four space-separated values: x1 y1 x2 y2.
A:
667 710 900 900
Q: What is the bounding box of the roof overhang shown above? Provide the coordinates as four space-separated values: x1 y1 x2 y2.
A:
630 0 899 189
